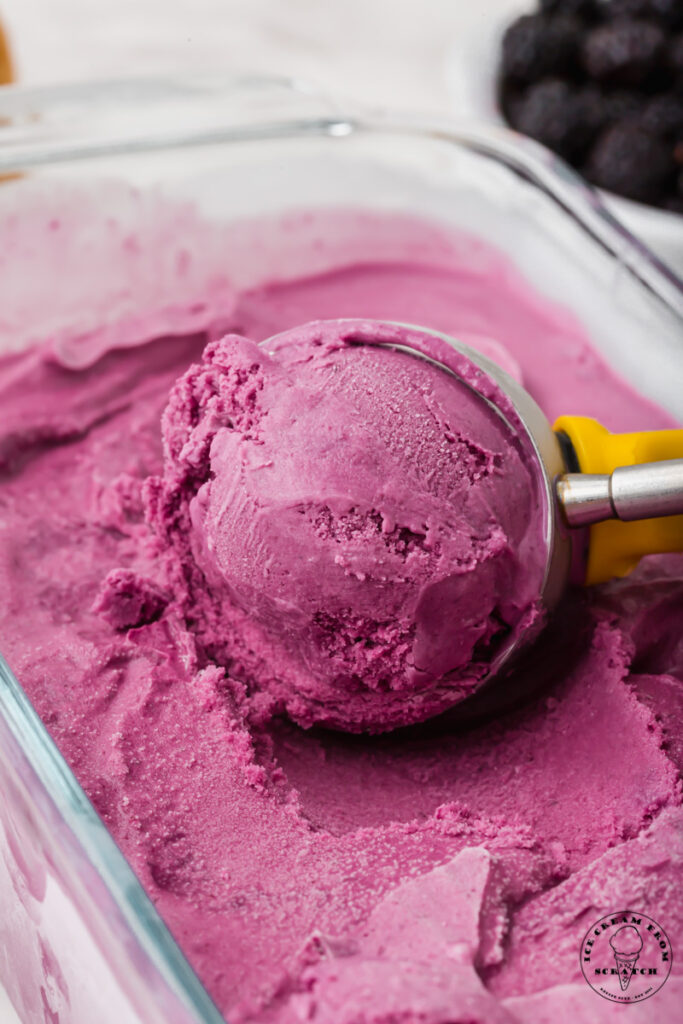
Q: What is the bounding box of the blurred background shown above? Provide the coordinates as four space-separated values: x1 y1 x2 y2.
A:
0 0 511 109
1 0 681 271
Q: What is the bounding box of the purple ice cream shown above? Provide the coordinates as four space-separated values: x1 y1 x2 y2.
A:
149 319 546 731
0 186 681 1024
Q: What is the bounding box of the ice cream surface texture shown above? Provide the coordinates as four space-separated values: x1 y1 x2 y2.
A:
0 185 681 1024
152 319 546 731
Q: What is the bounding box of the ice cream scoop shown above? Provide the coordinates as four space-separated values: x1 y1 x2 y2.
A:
158 319 549 731
157 319 683 731
357 320 683 709
386 322 683 584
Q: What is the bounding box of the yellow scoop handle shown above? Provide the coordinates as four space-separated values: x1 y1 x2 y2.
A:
554 416 683 584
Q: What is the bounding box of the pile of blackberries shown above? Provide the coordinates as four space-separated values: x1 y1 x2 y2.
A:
498 0 683 210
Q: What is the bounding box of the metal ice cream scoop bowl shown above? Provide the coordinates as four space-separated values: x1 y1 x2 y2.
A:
418 329 683 582
362 322 683 711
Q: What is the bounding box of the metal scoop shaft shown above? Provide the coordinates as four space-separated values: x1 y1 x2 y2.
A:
558 458 683 527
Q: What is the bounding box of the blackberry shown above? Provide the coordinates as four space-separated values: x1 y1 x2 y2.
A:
669 34 683 83
515 79 601 160
648 0 683 28
549 86 644 143
499 80 525 125
574 87 645 132
640 93 683 137
540 0 598 18
663 188 683 212
600 88 645 121
602 0 683 26
501 14 581 84
582 20 666 86
600 0 649 17
572 84 618 136
586 122 676 200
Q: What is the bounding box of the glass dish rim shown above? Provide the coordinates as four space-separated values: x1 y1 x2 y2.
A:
0 73 681 314
0 72 681 1024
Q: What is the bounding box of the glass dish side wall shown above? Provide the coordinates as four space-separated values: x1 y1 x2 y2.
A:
0 77 681 1024
0 657 224 1024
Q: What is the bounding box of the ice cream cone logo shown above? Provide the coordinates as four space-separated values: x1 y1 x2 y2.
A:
610 926 643 992
580 911 672 1003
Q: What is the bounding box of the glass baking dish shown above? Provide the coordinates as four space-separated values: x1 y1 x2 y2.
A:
0 76 681 1024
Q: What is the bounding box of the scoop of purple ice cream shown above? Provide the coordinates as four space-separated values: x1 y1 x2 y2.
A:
149 320 547 732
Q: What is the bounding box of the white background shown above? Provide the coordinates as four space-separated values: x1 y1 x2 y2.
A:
1 0 515 112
